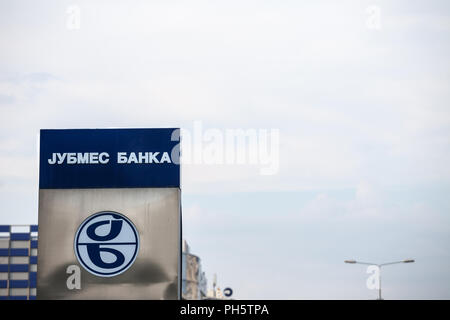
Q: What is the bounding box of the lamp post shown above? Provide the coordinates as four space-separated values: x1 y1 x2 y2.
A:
344 259 415 300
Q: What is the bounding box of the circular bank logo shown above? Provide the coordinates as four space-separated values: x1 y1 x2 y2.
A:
74 211 139 277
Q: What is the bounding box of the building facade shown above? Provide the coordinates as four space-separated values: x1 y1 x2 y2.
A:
0 225 38 300
181 240 208 300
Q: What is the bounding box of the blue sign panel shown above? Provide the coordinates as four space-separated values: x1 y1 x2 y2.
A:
39 128 180 189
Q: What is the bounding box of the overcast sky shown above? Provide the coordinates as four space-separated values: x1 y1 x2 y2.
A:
1 0 449 299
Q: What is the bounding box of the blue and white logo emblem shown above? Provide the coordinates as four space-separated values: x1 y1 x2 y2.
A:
74 211 140 277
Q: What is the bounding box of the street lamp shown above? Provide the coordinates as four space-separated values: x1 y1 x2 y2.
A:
345 259 415 300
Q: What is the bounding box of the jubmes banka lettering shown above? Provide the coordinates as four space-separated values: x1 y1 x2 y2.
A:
47 152 172 165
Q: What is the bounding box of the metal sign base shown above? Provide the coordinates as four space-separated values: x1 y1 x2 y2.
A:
37 188 181 300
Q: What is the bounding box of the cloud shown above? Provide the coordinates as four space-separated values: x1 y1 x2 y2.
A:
182 182 450 298
1 0 450 298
